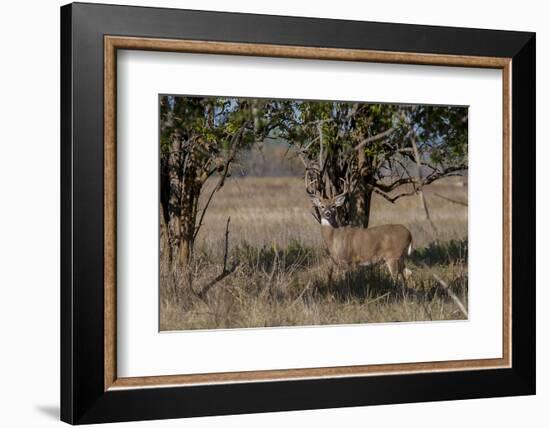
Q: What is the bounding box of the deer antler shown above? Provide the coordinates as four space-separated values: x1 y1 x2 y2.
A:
304 169 323 224
304 169 319 198
331 177 350 201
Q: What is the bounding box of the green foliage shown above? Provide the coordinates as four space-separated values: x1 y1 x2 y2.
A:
159 96 262 166
273 101 466 175
161 95 468 230
161 96 468 181
410 105 468 167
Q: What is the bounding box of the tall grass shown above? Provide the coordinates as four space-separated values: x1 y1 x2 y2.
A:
160 176 468 331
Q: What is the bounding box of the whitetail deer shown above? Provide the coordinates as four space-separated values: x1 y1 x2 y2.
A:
307 181 413 283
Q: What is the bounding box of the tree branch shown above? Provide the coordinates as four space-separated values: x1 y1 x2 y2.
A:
411 136 437 233
196 217 240 300
192 123 248 241
371 165 465 204
353 127 396 152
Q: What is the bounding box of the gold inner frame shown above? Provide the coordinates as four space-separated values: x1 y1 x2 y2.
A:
104 35 512 391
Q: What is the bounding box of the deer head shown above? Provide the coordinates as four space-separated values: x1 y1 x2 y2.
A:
305 170 350 228
309 193 346 227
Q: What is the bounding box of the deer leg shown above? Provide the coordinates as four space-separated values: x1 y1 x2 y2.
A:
385 259 398 281
387 259 405 298
388 258 407 297
398 259 411 286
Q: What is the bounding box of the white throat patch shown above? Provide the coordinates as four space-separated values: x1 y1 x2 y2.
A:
321 218 331 226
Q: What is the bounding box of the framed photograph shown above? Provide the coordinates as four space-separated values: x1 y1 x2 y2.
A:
60 2 535 424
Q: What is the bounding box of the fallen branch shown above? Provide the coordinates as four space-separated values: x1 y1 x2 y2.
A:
366 292 391 306
432 273 468 318
434 193 468 207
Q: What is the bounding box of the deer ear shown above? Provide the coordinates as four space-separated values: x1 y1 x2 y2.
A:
310 195 322 207
333 194 346 207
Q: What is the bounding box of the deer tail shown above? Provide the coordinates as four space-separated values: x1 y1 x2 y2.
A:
407 241 413 256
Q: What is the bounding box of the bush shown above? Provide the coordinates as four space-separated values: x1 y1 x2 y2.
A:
410 239 467 267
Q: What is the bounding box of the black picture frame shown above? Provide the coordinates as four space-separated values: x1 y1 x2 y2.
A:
61 2 535 424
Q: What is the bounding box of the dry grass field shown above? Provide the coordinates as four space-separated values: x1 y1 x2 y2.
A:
160 176 468 331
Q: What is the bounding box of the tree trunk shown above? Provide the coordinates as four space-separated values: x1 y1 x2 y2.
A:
159 203 170 260
166 132 182 267
178 239 191 267
163 128 205 271
351 150 374 228
177 161 199 267
352 177 373 228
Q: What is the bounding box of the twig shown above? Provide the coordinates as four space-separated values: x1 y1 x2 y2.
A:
434 193 468 207
432 273 468 318
290 281 312 308
366 292 391 305
222 217 230 271
411 136 438 234
371 166 465 204
317 122 324 175
196 217 239 300
193 124 248 241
